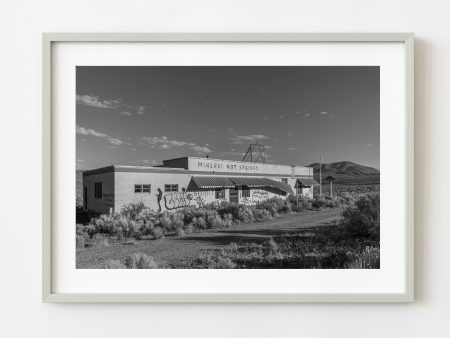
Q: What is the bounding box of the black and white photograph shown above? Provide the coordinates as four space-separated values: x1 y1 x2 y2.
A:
76 66 380 269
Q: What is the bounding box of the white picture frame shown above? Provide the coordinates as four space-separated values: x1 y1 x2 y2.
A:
43 33 414 303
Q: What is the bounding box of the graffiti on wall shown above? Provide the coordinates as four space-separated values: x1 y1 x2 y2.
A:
162 189 270 210
251 190 269 203
163 191 228 210
189 193 206 207
242 190 270 206
164 192 192 210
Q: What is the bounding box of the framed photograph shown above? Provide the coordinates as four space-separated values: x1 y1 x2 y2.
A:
43 33 414 302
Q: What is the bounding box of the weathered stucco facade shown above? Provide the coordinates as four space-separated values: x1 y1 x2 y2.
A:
83 156 317 214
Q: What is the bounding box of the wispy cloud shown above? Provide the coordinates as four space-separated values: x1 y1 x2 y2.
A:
77 94 148 117
76 125 124 145
76 95 121 109
229 129 268 145
137 106 145 115
142 136 212 155
286 147 297 151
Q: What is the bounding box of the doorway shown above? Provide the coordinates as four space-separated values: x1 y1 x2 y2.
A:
83 187 87 210
229 187 239 203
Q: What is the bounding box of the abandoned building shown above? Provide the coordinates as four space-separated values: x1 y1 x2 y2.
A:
82 156 318 214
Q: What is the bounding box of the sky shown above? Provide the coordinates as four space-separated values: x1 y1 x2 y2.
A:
76 66 380 170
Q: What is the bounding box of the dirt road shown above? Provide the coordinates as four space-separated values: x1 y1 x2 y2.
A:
77 208 342 268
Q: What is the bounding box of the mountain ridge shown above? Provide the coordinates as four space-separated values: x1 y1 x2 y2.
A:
306 161 379 185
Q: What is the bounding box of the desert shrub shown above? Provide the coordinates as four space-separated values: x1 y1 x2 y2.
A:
176 228 186 237
184 224 194 234
158 215 173 232
121 202 146 219
222 213 234 227
124 253 158 269
347 246 380 269
341 193 380 238
206 215 225 229
237 205 254 222
253 208 271 222
76 232 89 248
339 192 355 206
104 260 126 269
170 212 185 230
196 251 237 269
151 226 164 240
136 207 157 223
140 220 155 236
216 202 240 219
84 233 109 247
312 197 329 210
257 197 290 217
192 217 207 230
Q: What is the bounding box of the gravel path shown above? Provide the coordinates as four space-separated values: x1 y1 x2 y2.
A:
77 209 342 268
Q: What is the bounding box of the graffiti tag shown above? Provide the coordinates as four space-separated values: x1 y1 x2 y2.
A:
251 191 269 203
164 192 192 210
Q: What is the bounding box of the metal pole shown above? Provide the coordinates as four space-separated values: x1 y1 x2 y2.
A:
319 155 322 197
330 180 333 198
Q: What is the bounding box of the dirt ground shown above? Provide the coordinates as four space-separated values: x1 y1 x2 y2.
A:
76 208 342 268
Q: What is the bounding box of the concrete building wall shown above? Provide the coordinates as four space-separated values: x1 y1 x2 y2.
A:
83 172 115 214
114 171 193 212
83 167 315 214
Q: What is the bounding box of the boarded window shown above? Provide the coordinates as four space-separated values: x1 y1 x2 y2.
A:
281 178 288 184
135 184 151 193
215 188 225 199
164 184 178 192
242 187 250 198
94 182 102 199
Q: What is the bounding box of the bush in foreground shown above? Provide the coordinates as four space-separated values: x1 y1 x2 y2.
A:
341 193 380 238
104 253 158 269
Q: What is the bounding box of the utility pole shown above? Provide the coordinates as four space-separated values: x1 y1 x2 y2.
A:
319 155 322 197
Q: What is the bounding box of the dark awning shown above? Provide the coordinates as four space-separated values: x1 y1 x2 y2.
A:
229 177 269 187
265 179 294 194
188 176 294 194
189 176 235 189
296 178 319 186
230 177 293 194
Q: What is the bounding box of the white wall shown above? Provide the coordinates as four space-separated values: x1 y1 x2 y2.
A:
0 0 449 337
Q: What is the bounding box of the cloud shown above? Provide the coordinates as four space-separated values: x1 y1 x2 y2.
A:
76 125 123 145
141 136 212 155
120 111 132 116
287 133 292 136
76 95 121 109
191 145 213 154
286 147 297 151
108 138 123 146
304 113 311 117
230 132 268 145
137 106 145 115
320 111 328 115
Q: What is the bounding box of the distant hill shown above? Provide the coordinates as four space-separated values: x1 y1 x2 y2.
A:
307 161 380 185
